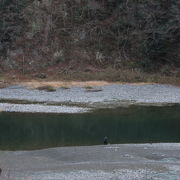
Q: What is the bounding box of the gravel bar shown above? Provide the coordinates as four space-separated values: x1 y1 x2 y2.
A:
0 84 180 113
0 143 180 180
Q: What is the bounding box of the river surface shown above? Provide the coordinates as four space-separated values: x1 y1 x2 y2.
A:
0 105 180 150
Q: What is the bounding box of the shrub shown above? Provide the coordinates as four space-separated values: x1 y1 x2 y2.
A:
36 85 56 92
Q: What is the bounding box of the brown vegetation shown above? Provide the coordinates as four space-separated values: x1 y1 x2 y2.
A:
0 0 179 76
0 67 179 89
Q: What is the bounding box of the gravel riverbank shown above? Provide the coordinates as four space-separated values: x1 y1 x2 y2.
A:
0 83 180 113
0 143 180 180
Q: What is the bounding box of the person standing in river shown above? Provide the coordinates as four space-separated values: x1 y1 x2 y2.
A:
104 136 108 145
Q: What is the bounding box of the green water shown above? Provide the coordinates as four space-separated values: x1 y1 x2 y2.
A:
0 105 180 150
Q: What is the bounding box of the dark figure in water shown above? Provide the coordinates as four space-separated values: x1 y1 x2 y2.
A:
0 168 2 175
104 136 108 145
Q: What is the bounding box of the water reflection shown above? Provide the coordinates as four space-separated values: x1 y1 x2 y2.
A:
0 105 180 150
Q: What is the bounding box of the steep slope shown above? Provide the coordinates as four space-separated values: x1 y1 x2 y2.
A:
0 0 180 73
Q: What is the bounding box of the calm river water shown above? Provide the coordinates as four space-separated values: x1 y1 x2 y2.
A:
0 105 180 150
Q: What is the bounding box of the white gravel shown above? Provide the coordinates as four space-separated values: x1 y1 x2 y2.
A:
0 103 89 113
0 84 180 104
0 84 180 113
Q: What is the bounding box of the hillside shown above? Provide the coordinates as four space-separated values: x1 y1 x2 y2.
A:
0 0 180 79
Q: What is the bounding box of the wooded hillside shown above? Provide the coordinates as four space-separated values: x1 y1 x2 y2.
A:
0 0 179 74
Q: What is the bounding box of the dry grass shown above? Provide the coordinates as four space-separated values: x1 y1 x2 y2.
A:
0 77 10 89
19 81 112 89
53 67 180 85
0 67 179 89
0 83 7 89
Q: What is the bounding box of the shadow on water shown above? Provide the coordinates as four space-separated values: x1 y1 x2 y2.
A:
0 105 180 150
